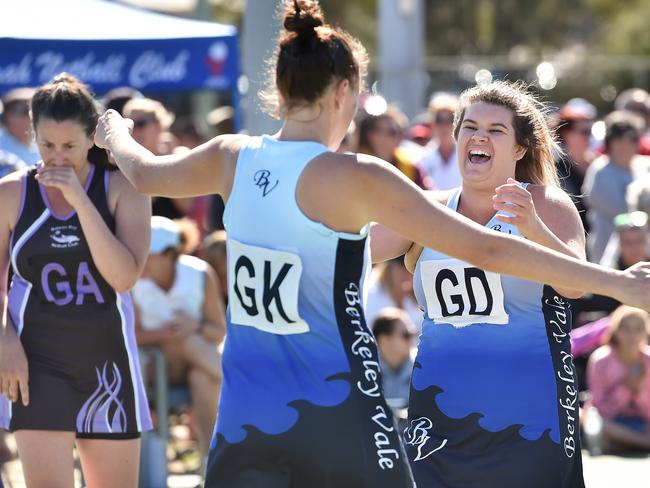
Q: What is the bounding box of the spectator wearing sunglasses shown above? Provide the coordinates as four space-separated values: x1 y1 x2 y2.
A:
419 92 461 190
555 98 597 232
358 107 431 189
604 211 650 269
372 308 416 411
0 88 40 165
583 110 650 262
122 98 175 156
577 212 650 320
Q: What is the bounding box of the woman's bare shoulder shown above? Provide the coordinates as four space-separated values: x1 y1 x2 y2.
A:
0 168 27 229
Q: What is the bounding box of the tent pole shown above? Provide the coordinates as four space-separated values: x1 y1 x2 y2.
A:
241 0 283 135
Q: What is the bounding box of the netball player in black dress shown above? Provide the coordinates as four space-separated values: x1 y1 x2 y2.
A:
0 74 151 488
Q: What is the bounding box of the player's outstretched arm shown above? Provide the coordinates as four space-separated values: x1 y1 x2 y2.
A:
95 109 247 199
352 154 650 310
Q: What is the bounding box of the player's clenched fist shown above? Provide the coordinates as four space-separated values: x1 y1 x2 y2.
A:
94 109 134 149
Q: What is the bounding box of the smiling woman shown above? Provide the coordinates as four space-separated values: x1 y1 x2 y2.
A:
374 80 589 488
0 73 151 488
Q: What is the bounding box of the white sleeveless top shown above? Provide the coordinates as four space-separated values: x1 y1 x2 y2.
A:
132 254 208 330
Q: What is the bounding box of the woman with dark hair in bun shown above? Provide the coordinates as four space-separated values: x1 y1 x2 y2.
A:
97 1 650 486
0 73 151 487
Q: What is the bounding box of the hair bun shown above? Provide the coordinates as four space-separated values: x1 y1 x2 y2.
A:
284 0 324 36
51 72 79 85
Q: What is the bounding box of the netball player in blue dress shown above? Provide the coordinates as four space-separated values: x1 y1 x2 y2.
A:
0 74 151 487
375 81 589 487
96 2 650 485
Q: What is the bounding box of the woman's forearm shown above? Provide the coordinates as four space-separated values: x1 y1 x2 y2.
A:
524 219 585 298
0 295 18 337
99 110 236 199
482 231 624 299
105 131 157 193
76 198 142 292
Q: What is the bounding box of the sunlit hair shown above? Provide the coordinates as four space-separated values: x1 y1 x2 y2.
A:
453 80 560 186
122 98 174 130
604 305 650 347
174 217 200 255
202 230 227 269
261 0 368 118
626 175 650 214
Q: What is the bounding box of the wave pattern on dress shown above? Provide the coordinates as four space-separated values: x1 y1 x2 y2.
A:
77 361 127 433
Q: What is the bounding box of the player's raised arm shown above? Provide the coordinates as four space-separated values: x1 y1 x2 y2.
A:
95 109 247 200
352 153 650 309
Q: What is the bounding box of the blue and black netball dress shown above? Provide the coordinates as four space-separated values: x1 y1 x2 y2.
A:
0 165 152 438
405 187 585 488
205 136 414 487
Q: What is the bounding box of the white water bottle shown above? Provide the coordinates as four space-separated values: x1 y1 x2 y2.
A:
583 406 603 456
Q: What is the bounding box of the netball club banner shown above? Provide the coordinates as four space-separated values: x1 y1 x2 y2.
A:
0 36 239 92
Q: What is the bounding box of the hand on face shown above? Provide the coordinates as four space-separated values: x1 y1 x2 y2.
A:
492 178 541 238
95 109 134 150
35 165 87 209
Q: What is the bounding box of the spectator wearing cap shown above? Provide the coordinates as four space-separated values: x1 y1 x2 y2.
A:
131 216 226 457
614 88 650 155
601 211 650 270
419 92 460 190
582 111 650 262
0 88 40 165
403 112 433 149
372 308 416 410
577 212 650 320
555 98 597 232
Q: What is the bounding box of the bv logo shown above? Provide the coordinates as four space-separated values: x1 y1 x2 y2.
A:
228 239 308 335
253 170 279 197
50 226 81 248
403 417 447 461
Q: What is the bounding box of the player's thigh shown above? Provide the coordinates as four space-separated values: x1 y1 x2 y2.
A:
15 429 76 488
76 436 141 488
